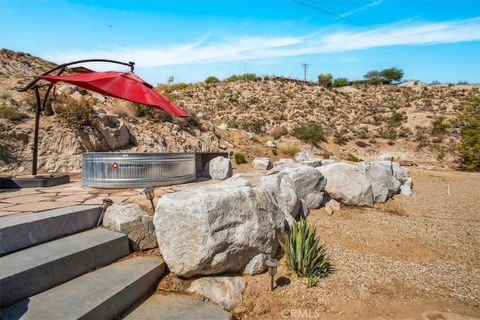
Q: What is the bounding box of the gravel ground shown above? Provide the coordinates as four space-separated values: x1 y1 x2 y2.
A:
235 168 480 319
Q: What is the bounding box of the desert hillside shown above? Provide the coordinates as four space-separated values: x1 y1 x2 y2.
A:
0 48 478 173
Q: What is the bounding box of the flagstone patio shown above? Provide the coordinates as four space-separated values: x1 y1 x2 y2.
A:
0 177 216 217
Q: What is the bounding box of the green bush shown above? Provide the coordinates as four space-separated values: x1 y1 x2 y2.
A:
456 97 480 171
318 73 333 87
205 76 220 84
380 67 404 84
280 219 330 288
233 152 247 164
225 73 256 82
0 104 28 121
293 122 325 145
430 116 450 136
332 77 349 87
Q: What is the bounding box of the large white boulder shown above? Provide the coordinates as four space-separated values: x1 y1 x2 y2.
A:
317 162 374 207
188 276 247 311
268 165 326 209
103 203 157 250
153 175 286 277
377 153 394 161
204 156 233 180
252 157 273 170
358 161 401 203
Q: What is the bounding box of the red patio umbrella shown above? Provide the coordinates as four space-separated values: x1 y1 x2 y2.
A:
41 71 189 117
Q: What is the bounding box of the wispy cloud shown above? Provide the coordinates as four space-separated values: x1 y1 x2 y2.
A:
339 0 383 18
46 17 480 68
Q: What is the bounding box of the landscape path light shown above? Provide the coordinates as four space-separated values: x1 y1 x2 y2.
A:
266 258 279 291
97 198 113 227
143 187 156 213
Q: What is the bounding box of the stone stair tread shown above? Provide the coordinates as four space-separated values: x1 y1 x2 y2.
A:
0 228 129 307
123 294 232 320
1 256 165 320
0 204 101 256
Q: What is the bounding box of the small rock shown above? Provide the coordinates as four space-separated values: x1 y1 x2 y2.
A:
244 253 268 275
266 140 277 148
294 151 317 162
188 276 247 311
325 199 340 215
218 123 228 130
245 132 254 140
204 157 233 180
103 203 157 250
378 153 393 161
400 184 412 196
252 158 272 170
301 159 322 167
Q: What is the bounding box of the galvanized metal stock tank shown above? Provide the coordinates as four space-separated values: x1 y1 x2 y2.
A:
82 152 196 188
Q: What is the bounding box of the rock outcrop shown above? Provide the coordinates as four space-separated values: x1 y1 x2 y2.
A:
103 203 157 250
252 157 272 170
188 276 247 311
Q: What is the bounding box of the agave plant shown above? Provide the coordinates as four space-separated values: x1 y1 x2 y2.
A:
280 219 330 288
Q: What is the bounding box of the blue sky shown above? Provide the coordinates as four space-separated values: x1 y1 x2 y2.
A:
1 0 479 84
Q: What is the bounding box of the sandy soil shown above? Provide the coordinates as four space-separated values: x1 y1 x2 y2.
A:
157 168 480 319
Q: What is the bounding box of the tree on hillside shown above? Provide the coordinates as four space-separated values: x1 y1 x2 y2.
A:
332 77 349 87
205 76 220 84
364 70 382 84
318 73 333 87
380 67 404 84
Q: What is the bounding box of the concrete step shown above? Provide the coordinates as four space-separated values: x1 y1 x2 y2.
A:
0 204 102 256
123 294 232 320
1 256 165 320
0 228 129 307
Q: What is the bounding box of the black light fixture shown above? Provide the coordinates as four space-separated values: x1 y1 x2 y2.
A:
143 187 155 213
266 258 279 291
97 198 113 227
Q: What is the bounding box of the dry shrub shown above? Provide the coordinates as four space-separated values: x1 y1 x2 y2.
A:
54 96 98 129
355 140 369 148
279 142 301 156
271 125 288 139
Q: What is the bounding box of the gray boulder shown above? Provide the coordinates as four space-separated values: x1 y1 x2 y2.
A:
252 158 273 170
188 276 247 311
244 253 268 275
268 165 326 209
317 162 374 207
300 159 322 167
153 175 286 277
400 184 412 196
321 159 337 166
204 156 233 180
358 161 401 203
103 203 157 250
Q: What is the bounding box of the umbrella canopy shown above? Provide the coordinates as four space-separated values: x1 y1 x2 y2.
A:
41 71 189 117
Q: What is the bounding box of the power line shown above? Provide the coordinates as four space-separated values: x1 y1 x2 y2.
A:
291 0 414 45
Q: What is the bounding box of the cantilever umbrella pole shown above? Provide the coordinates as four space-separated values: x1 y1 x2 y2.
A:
21 59 135 176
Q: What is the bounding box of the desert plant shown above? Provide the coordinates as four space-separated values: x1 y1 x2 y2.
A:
332 77 349 87
233 152 247 164
271 125 289 139
205 76 220 84
430 116 450 136
279 143 301 156
456 97 480 171
54 96 97 129
318 73 333 87
293 122 325 145
0 104 28 121
280 219 330 288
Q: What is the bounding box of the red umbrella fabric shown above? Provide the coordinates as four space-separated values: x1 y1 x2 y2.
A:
41 71 189 117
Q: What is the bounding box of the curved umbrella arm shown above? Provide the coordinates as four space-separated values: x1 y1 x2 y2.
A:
17 59 135 92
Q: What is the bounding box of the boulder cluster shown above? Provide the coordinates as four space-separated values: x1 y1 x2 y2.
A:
152 153 412 278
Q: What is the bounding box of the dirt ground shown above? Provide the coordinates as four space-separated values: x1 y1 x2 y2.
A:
157 168 480 319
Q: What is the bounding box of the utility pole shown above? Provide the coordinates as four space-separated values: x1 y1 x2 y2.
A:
302 63 309 81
